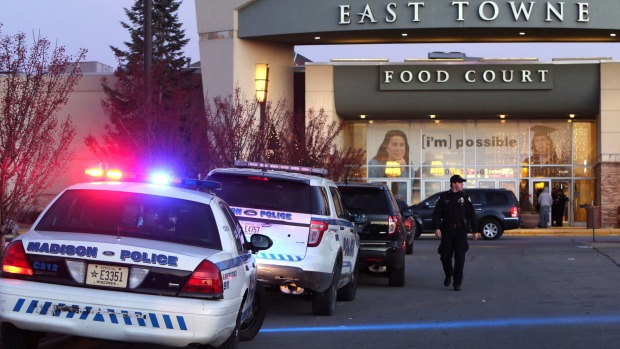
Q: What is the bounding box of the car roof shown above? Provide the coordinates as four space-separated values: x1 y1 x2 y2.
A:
336 181 388 190
208 167 335 186
62 181 217 203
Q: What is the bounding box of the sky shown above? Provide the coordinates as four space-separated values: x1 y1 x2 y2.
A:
2 0 620 67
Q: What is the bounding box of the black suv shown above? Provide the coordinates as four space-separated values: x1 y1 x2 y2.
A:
411 188 521 240
336 182 411 287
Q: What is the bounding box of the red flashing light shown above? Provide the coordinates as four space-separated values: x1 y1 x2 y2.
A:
85 167 105 177
106 169 123 181
247 176 269 182
2 242 34 276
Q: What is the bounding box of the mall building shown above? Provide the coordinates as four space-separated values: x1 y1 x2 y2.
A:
195 0 620 228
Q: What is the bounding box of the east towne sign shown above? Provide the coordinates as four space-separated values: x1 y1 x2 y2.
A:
238 0 620 44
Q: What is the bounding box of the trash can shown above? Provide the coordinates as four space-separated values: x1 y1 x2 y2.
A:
586 206 602 229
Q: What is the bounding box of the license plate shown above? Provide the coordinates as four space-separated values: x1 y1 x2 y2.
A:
243 223 261 235
86 264 128 288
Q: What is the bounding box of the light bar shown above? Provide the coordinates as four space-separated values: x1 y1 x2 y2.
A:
234 160 328 177
84 167 222 190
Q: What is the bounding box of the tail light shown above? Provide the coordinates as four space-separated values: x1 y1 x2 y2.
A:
2 241 34 276
179 260 223 299
403 218 412 230
388 215 399 235
308 220 329 247
510 206 519 218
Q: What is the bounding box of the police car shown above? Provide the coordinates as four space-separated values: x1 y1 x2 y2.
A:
207 161 360 316
0 168 273 349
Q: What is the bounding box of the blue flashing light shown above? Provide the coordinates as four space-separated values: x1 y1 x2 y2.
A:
150 172 172 185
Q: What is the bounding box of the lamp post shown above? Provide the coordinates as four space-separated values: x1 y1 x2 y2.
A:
255 63 269 125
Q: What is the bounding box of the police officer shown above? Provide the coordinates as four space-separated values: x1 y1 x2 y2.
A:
432 174 480 291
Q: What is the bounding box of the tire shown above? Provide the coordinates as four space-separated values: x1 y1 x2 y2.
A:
239 283 267 341
337 258 359 302
414 224 422 239
1 323 42 349
388 264 405 287
480 218 503 240
214 326 239 349
312 261 341 316
405 240 414 255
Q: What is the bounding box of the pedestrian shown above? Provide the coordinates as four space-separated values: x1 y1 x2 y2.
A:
432 174 481 291
552 190 569 226
538 186 552 228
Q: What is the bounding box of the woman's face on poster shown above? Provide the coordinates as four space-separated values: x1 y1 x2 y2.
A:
533 135 552 155
386 135 407 161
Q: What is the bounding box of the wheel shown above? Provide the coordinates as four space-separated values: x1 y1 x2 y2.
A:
388 263 405 287
480 218 503 240
405 240 414 255
337 257 359 301
414 224 422 239
214 325 239 349
239 283 267 341
312 261 341 316
1 323 42 349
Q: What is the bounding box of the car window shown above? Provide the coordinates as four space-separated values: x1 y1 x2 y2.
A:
35 189 222 250
339 187 389 214
468 191 482 205
219 201 246 252
485 191 509 205
426 194 440 207
329 187 347 219
209 174 313 214
318 186 331 216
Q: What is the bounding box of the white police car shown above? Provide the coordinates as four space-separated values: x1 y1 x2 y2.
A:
0 168 273 349
207 161 360 316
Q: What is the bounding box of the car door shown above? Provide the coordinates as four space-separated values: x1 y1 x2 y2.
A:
219 201 257 314
329 186 359 277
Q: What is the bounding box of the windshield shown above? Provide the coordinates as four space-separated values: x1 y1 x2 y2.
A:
35 189 222 250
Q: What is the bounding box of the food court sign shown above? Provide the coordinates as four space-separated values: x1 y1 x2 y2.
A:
380 64 554 90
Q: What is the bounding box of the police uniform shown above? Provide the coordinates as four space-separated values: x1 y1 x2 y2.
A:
432 175 478 291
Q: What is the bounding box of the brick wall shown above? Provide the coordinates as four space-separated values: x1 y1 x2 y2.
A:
600 162 620 227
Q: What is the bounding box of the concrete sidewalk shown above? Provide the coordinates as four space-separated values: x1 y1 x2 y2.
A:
505 226 620 237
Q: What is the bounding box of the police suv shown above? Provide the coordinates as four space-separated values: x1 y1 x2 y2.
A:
0 168 273 349
207 161 360 316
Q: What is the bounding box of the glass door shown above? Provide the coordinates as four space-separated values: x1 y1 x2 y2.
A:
551 180 571 226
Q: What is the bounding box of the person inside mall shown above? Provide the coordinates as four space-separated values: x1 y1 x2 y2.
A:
432 175 481 291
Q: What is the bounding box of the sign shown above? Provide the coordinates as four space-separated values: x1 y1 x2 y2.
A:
380 64 554 90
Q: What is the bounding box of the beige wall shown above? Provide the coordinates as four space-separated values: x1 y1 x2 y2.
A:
598 62 620 227
196 0 294 109
49 74 111 194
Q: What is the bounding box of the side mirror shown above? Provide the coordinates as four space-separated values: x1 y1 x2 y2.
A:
424 201 431 208
402 207 413 217
249 234 273 253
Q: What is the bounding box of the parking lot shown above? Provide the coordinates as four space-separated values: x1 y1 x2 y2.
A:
33 233 620 349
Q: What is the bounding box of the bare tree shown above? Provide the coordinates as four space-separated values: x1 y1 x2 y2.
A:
205 90 365 182
205 88 294 169
0 26 86 230
290 108 365 182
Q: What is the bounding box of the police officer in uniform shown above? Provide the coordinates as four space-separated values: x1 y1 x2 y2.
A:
432 175 480 291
